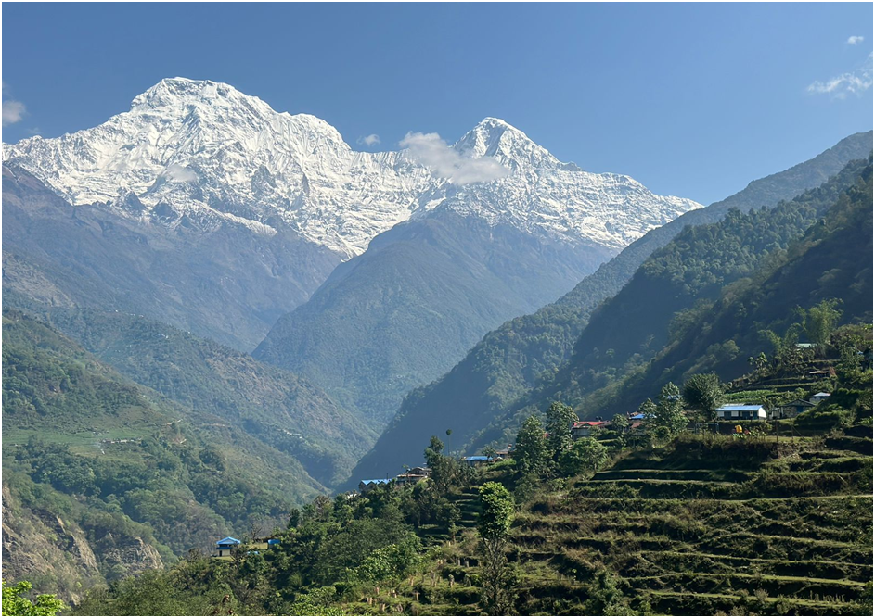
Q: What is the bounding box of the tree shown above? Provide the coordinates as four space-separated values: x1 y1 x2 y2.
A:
424 435 458 494
477 483 516 616
514 416 547 475
651 382 687 435
559 437 609 477
2 580 67 616
802 298 843 349
611 413 629 435
545 401 578 463
482 445 498 462
683 373 725 421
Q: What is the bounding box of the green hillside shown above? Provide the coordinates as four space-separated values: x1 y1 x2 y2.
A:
9 306 376 487
254 209 613 428
2 311 333 600
346 133 873 486
62 359 873 616
556 158 873 420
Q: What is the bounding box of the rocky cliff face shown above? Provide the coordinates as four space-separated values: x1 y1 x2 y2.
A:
2 484 162 604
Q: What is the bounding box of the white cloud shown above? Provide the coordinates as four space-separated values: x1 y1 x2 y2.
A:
807 54 873 98
399 131 508 185
847 35 864 45
164 164 198 183
2 99 25 126
357 133 381 146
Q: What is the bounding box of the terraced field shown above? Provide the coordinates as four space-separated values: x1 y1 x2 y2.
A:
334 429 871 615
510 431 873 615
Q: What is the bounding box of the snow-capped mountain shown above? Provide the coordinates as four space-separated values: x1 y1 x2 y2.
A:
3 78 700 258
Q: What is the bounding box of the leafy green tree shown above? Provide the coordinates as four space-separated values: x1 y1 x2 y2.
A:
544 401 578 463
424 435 458 494
802 298 843 348
583 569 642 616
482 445 498 461
650 382 687 435
514 416 548 475
559 437 609 477
639 399 657 419
683 373 725 420
477 483 516 616
2 581 67 616
611 413 629 435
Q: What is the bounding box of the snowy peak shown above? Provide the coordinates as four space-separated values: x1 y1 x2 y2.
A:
455 118 557 172
4 78 701 257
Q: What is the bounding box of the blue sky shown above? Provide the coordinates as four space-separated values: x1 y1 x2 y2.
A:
2 3 871 205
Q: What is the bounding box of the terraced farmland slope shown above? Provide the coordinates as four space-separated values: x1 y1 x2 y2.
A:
387 429 872 616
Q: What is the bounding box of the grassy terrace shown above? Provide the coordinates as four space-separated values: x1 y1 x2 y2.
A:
505 430 873 615
330 427 871 616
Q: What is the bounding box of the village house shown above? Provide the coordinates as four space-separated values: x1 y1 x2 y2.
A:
810 392 831 405
715 404 767 421
572 421 611 439
215 536 241 557
495 445 514 458
395 468 429 487
461 455 490 467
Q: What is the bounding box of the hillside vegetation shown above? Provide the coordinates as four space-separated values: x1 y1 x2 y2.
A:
347 133 873 485
254 209 613 428
2 311 335 599
59 339 873 616
7 306 375 487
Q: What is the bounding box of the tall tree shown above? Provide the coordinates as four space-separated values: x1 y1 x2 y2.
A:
545 401 578 463
514 416 548 475
652 382 687 435
683 373 725 421
802 298 843 348
477 482 516 616
2 581 67 616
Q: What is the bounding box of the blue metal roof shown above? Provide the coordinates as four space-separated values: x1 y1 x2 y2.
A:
465 456 490 461
629 413 646 420
216 536 241 546
718 405 764 411
360 478 391 485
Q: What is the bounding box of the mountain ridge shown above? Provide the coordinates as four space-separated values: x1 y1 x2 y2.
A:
4 77 701 259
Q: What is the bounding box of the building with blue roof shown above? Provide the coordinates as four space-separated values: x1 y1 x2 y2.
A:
716 404 766 421
462 455 491 467
215 536 241 557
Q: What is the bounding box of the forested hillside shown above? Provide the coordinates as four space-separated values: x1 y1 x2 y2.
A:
2 311 334 599
562 157 873 418
254 209 614 428
346 133 873 485
566 155 870 396
3 306 375 487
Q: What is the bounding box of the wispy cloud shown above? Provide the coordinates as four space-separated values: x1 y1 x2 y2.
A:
847 35 864 45
3 99 26 126
357 133 381 147
807 53 873 99
164 163 198 183
399 132 508 185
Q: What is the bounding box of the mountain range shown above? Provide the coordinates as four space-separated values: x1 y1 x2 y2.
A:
4 77 701 426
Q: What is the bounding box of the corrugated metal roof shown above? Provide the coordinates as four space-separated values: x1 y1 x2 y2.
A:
216 536 241 545
718 405 765 411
